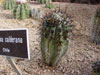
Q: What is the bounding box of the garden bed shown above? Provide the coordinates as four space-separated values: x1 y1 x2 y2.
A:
0 2 100 75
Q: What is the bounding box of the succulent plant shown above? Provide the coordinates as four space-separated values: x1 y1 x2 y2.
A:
3 0 15 10
31 8 43 20
41 9 72 66
45 3 54 9
92 59 100 75
13 3 31 20
38 0 51 4
91 8 100 44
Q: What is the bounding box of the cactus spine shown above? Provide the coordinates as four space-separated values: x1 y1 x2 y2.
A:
3 0 15 10
13 2 31 20
38 0 51 4
92 8 100 44
41 10 72 66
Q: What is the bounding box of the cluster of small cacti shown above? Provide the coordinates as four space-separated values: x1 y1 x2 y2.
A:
45 3 54 9
92 8 100 44
38 0 51 4
92 59 100 75
13 3 31 20
41 9 72 66
3 0 15 10
31 8 43 20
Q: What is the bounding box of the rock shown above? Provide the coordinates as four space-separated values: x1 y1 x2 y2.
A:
74 21 81 30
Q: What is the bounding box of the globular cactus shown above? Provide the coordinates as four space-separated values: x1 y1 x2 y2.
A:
92 59 100 75
91 8 100 44
38 0 51 4
3 0 15 10
13 2 31 20
31 8 43 20
41 9 72 66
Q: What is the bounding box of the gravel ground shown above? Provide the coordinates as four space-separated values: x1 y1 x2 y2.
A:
0 2 100 75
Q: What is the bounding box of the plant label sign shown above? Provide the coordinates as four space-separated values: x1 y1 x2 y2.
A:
0 29 30 59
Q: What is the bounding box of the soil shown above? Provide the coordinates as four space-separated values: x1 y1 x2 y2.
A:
0 2 100 75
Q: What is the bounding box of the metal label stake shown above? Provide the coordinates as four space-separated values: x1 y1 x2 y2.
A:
6 56 22 75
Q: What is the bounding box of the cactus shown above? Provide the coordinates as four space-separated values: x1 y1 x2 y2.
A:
38 0 51 4
45 3 54 9
13 3 31 20
92 8 100 44
92 59 100 75
31 8 43 20
3 0 15 10
41 9 72 66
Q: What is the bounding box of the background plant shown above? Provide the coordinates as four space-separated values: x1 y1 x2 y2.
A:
31 8 43 20
91 8 100 44
45 3 54 9
38 0 51 4
3 0 15 10
13 0 31 20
